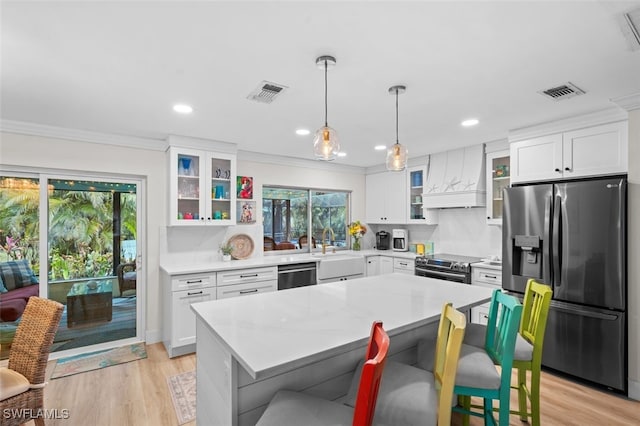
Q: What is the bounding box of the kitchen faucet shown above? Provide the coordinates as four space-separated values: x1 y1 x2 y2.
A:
321 227 335 254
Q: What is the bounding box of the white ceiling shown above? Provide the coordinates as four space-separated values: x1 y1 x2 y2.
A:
2 1 640 168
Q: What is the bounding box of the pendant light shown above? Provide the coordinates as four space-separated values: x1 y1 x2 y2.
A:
386 85 408 171
313 55 340 160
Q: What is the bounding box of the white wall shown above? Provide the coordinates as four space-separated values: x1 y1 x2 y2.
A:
627 109 639 400
0 131 166 344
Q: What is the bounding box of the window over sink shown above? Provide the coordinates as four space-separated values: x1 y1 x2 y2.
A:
262 186 351 252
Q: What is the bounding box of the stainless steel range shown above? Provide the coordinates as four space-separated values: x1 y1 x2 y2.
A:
415 253 483 284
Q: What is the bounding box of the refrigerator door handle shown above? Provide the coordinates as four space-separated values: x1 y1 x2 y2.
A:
543 194 552 284
552 194 562 288
551 304 619 321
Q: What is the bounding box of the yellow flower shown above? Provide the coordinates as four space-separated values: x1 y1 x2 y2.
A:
348 221 367 238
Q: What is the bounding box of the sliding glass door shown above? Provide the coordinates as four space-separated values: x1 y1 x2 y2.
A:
0 172 143 359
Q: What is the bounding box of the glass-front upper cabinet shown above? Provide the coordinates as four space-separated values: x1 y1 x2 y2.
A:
407 164 438 225
486 150 510 225
168 146 236 226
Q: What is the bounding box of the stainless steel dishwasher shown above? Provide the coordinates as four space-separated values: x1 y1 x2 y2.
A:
277 262 317 290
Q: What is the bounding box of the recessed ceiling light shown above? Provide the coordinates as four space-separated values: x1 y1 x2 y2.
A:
461 118 479 127
337 152 347 157
374 145 387 151
173 104 193 114
295 128 310 136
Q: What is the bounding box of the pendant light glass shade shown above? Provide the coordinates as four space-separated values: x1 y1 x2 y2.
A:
313 55 340 161
386 141 408 171
313 125 340 160
386 85 408 171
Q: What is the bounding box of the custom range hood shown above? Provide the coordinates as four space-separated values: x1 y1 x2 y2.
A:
422 144 486 208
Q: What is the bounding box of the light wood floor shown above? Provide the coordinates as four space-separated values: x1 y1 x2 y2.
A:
28 342 639 425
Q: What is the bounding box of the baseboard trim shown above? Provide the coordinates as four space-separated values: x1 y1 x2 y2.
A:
145 328 162 345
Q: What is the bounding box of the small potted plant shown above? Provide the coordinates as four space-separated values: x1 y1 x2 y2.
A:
220 241 233 261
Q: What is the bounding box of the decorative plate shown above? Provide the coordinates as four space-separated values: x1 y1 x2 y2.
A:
228 234 254 260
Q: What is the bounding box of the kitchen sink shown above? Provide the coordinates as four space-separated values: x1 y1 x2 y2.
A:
314 252 365 280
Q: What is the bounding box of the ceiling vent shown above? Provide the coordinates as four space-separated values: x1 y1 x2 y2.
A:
620 9 640 51
539 82 585 101
247 81 288 104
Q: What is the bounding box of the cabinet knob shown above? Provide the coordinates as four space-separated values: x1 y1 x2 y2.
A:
564 167 571 171
554 168 561 173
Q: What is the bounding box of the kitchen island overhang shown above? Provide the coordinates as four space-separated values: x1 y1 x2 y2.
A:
191 273 493 425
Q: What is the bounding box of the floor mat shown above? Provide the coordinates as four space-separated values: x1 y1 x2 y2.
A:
51 342 147 379
167 370 196 425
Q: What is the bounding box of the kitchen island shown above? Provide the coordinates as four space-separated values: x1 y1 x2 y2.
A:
191 273 493 425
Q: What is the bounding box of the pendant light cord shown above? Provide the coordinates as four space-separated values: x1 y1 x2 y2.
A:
395 88 399 145
324 59 328 127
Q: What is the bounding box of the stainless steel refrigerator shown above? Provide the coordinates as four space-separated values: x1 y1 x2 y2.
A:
502 176 627 394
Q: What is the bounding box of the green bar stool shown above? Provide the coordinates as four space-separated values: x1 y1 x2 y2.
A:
452 289 523 426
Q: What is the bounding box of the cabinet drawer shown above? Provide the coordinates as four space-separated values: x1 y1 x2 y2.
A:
472 268 501 286
217 266 278 286
216 280 277 299
171 273 216 292
471 303 491 325
393 258 415 272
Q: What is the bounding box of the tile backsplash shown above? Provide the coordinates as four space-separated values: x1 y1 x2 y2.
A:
368 207 501 259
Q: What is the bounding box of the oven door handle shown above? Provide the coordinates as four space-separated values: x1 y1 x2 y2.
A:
416 269 466 281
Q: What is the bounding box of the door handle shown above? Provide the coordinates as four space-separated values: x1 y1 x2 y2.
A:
552 194 562 288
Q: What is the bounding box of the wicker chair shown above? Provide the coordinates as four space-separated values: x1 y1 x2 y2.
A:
0 297 63 426
263 236 276 252
116 262 137 297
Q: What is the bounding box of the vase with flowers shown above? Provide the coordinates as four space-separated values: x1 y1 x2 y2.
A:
348 220 367 251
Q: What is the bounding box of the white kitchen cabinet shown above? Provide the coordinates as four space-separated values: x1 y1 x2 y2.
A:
486 150 510 225
510 121 628 184
366 255 393 276
168 146 237 226
163 271 216 357
393 257 415 275
216 266 278 299
365 171 407 224
470 263 502 325
407 165 439 225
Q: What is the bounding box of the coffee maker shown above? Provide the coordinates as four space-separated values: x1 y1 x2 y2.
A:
375 230 390 250
392 229 408 251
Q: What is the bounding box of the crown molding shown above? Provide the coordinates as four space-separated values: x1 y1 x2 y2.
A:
237 150 366 174
508 107 628 142
0 119 167 151
611 92 640 111
166 134 237 154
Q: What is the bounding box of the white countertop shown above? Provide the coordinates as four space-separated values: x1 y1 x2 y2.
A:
472 260 503 271
160 249 419 275
191 273 493 379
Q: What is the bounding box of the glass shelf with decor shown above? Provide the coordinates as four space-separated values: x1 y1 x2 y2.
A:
487 150 510 225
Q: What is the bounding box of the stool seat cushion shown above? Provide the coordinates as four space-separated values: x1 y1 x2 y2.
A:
256 390 353 426
344 360 438 426
0 367 30 401
417 341 501 390
464 323 534 362
123 271 136 281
